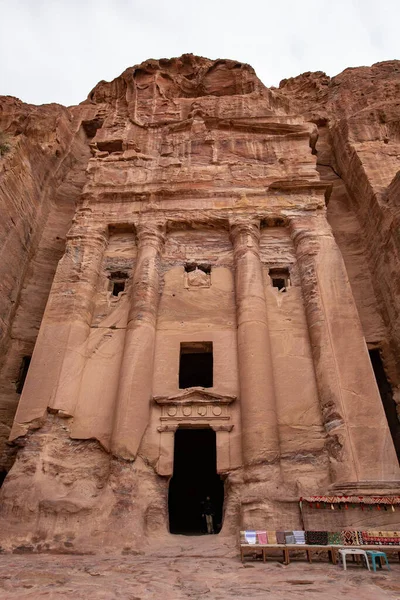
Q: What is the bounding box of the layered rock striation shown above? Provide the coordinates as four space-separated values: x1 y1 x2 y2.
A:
0 55 399 552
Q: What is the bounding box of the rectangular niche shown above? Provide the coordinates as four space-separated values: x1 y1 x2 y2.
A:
179 342 213 389
184 263 211 288
108 271 129 297
269 267 290 292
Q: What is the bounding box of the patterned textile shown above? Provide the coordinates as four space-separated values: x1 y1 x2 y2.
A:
360 531 400 545
276 531 285 544
301 495 400 505
342 530 361 546
267 531 277 545
256 531 267 545
327 532 343 546
305 531 329 545
356 531 364 545
244 531 257 544
285 531 296 544
293 530 306 544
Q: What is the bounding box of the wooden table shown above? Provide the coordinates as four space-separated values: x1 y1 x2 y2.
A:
285 544 337 564
240 544 400 565
240 544 287 563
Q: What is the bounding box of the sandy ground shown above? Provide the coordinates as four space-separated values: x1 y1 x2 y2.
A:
1 536 400 599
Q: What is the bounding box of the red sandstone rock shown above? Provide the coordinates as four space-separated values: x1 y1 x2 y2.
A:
0 55 399 552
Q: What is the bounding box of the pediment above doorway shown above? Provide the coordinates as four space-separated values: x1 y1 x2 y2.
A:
153 387 237 406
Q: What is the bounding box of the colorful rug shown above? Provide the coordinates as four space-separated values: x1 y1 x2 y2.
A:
285 531 296 544
256 531 267 544
267 531 277 545
327 532 343 545
244 531 257 545
342 530 361 545
301 495 400 505
276 531 285 544
293 530 306 544
305 531 329 545
360 531 400 545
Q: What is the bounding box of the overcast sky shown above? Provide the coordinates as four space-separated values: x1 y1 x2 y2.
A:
0 0 399 106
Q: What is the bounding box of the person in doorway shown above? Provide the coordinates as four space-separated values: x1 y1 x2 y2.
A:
201 496 214 534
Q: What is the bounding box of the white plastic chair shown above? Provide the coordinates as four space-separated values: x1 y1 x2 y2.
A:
339 548 370 571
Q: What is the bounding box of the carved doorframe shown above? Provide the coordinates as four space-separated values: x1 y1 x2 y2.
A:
153 388 236 476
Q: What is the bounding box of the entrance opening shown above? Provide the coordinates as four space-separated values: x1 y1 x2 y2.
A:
168 428 224 535
369 348 400 462
179 342 213 388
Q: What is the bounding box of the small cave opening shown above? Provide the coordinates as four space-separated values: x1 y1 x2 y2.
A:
168 428 224 535
81 117 104 139
97 140 123 154
369 348 400 462
179 342 213 389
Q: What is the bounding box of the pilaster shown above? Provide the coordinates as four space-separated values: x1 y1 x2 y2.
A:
290 213 400 488
111 220 166 459
230 218 280 466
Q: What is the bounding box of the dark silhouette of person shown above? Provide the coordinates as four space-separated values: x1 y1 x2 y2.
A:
201 496 214 534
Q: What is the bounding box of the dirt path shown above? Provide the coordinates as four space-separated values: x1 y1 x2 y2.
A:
1 536 400 599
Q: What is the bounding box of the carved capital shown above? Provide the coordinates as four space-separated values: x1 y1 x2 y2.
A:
211 424 234 432
288 217 324 258
289 216 337 260
157 424 179 433
66 224 109 249
136 221 166 251
229 218 261 259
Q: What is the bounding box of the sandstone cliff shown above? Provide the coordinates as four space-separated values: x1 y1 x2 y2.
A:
278 61 400 409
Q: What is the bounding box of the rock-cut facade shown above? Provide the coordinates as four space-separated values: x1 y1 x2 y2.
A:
0 54 400 550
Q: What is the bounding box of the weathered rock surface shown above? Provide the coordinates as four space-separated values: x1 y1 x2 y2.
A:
0 55 399 552
0 545 400 600
0 97 90 473
278 61 400 424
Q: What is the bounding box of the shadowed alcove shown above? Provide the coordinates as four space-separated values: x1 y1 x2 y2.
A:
369 348 400 462
168 428 224 535
179 342 213 389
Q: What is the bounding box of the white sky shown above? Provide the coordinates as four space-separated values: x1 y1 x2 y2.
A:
0 0 399 107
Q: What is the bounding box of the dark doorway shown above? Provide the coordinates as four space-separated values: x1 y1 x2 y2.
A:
179 342 213 389
369 348 400 462
168 428 224 535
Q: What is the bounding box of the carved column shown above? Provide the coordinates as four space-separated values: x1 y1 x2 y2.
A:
111 221 166 459
10 221 108 439
290 214 400 487
212 424 234 473
230 219 280 466
156 425 178 476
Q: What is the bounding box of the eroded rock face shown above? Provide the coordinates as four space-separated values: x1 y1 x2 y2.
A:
278 61 400 425
0 55 400 551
